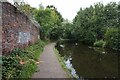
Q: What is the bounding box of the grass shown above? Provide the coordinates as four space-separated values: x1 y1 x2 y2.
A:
2 40 48 79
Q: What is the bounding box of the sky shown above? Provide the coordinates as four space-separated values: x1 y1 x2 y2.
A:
8 0 119 21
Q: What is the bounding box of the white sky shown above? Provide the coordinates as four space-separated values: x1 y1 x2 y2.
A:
8 0 119 21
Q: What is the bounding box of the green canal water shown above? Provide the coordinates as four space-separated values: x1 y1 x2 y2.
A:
56 41 120 79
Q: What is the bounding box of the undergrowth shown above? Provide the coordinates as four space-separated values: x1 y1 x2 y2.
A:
2 40 48 79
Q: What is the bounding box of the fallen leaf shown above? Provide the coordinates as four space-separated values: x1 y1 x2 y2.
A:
20 60 25 65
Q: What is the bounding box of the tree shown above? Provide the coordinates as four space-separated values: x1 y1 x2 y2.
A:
34 5 63 39
72 2 119 49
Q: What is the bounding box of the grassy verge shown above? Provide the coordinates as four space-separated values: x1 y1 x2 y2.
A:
54 48 74 78
2 40 48 79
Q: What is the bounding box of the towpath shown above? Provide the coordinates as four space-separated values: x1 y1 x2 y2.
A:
32 43 68 78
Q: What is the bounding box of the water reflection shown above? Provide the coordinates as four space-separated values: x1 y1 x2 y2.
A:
56 41 119 78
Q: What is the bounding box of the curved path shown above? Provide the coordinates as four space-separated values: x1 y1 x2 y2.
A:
32 43 68 78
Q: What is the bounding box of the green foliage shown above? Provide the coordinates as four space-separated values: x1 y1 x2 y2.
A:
19 62 37 78
83 31 96 45
62 22 75 39
2 40 47 79
49 26 64 40
34 5 63 39
14 1 36 16
72 2 119 50
105 28 119 50
94 40 106 47
73 3 103 44
2 53 23 79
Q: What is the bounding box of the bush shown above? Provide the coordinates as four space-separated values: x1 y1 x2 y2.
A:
94 40 106 47
105 28 119 50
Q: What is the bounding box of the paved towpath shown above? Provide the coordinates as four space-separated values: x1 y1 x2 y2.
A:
32 43 68 78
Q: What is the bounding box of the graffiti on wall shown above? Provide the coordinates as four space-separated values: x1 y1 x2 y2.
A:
18 32 31 44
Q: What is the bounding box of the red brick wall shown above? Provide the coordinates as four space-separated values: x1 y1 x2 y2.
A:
0 2 2 55
1 2 40 55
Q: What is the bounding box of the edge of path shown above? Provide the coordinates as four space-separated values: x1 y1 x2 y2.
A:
54 47 74 78
32 42 70 78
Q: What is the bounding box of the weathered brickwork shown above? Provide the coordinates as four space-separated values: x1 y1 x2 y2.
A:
0 2 2 56
1 2 40 55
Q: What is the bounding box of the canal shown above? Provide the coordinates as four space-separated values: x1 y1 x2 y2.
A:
56 41 119 78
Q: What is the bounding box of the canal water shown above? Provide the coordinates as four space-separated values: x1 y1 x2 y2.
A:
56 41 119 78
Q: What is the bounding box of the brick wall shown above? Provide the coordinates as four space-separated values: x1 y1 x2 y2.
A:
1 2 40 55
0 2 2 56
